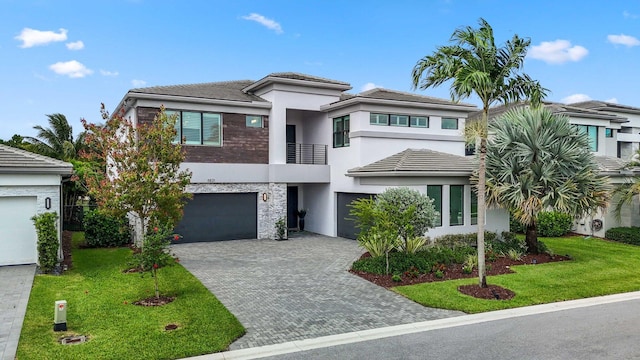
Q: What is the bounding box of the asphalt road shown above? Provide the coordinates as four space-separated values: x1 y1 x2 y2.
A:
261 298 640 360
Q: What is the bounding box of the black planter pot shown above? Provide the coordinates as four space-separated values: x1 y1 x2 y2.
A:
298 218 305 231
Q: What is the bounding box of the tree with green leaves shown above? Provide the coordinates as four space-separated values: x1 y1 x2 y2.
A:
485 107 609 252
411 18 547 287
80 104 192 244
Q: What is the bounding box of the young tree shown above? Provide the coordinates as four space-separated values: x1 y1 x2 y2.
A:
411 18 547 287
485 107 609 252
81 104 192 244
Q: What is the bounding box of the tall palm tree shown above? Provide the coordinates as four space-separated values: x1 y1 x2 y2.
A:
486 107 609 251
411 18 547 287
25 113 86 161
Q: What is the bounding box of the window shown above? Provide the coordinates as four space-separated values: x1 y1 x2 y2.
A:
246 115 263 128
471 190 478 225
370 113 389 126
410 116 429 128
576 125 598 151
390 115 409 127
333 115 350 148
605 128 614 138
450 185 464 226
427 185 442 227
169 110 221 146
441 118 458 130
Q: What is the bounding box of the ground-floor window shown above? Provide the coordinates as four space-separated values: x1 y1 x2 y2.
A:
450 185 464 226
427 185 442 227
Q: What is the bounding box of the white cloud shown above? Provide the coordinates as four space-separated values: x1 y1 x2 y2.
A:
561 93 591 104
131 79 147 87
241 13 283 34
623 10 639 19
66 40 84 50
607 34 640 47
529 40 588 64
605 98 619 104
15 28 68 48
361 82 381 92
49 60 93 78
100 69 119 77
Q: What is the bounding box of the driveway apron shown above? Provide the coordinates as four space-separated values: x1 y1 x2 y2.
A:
0 265 35 360
171 234 463 350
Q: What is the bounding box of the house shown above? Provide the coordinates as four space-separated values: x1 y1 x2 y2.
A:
0 144 73 266
476 101 640 238
113 72 509 242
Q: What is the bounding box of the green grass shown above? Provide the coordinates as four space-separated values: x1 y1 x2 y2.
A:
17 237 244 360
394 236 640 313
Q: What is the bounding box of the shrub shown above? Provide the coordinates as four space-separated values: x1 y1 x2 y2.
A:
352 251 433 275
433 231 497 248
605 227 640 246
359 232 398 258
487 232 527 254
537 211 573 237
510 212 526 233
83 209 131 247
133 226 181 299
398 236 430 254
31 212 59 273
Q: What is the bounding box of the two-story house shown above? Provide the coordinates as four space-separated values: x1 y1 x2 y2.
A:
113 72 510 242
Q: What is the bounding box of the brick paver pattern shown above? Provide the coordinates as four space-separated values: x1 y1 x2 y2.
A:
0 265 35 360
171 234 463 350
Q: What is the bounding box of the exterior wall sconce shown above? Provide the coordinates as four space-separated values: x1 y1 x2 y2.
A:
45 197 52 210
262 193 268 202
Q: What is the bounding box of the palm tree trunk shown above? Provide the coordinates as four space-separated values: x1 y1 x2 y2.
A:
525 223 539 254
477 137 487 288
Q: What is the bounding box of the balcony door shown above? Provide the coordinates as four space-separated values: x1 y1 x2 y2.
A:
286 125 296 164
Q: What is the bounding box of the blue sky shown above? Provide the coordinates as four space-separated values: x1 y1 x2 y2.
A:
1 0 639 140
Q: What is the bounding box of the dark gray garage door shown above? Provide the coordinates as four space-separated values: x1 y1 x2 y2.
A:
336 192 375 240
174 193 257 243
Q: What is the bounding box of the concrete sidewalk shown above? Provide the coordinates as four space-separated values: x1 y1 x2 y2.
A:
0 265 35 360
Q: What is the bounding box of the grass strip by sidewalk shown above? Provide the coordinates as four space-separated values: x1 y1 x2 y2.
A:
17 242 244 360
394 236 640 313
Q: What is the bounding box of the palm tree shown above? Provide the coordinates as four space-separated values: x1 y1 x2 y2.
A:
486 107 609 252
25 113 86 161
411 18 547 287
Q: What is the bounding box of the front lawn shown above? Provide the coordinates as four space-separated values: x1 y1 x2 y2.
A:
17 241 244 360
394 236 640 313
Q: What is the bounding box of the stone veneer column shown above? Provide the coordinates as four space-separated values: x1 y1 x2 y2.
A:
266 183 287 239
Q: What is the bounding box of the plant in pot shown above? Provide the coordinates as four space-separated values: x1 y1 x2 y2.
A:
297 209 307 231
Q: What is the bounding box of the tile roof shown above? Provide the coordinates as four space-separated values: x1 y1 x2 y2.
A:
332 88 476 109
347 149 475 177
267 72 350 86
570 101 640 115
468 101 627 123
0 144 73 174
129 80 267 103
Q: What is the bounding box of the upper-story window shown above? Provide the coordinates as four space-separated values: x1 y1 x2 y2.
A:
246 115 263 128
370 113 389 126
441 118 459 130
605 128 614 138
371 113 430 128
167 110 222 146
576 125 598 152
333 115 350 148
410 116 429 128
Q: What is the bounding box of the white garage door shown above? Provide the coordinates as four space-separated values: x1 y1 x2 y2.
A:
0 197 37 266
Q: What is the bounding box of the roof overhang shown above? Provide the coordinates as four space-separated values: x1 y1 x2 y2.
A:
243 76 352 93
321 96 477 113
346 170 472 177
115 91 272 115
0 167 73 175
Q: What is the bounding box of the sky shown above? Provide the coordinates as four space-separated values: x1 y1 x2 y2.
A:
1 0 639 140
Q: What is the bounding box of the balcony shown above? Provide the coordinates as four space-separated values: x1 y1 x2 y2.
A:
286 143 327 165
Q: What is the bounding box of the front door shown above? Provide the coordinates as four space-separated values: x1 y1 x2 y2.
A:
286 125 296 164
287 186 299 228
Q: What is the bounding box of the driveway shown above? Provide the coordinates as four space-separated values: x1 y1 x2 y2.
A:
171 233 463 350
0 265 35 360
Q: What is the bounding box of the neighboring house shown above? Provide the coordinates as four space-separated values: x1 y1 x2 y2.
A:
475 102 640 238
113 72 508 242
0 144 73 266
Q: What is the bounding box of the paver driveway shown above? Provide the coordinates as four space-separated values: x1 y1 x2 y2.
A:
171 233 463 350
0 265 35 360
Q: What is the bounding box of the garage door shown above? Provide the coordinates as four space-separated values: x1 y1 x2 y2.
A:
0 197 37 266
336 192 375 240
174 193 257 243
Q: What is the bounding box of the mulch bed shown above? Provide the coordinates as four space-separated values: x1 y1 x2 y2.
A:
350 252 570 300
133 296 175 306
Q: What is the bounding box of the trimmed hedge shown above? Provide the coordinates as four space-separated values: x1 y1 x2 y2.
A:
605 227 640 246
83 210 132 248
510 211 573 237
31 212 59 273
